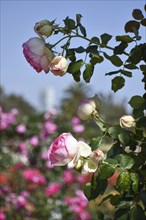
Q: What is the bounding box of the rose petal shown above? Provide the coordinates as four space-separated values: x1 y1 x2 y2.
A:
77 141 92 158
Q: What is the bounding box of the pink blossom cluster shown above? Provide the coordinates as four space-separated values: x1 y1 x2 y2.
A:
71 116 85 134
6 192 29 208
65 190 91 220
22 169 46 184
1 107 94 219
0 107 18 130
45 182 61 196
41 112 58 139
16 123 27 134
0 208 6 220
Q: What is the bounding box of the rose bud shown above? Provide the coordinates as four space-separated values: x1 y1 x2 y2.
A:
120 115 135 128
77 98 97 120
34 20 53 37
50 56 68 76
22 37 54 73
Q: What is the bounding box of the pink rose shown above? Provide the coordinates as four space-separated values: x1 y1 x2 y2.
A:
16 123 26 134
48 133 92 169
45 182 61 196
48 133 79 168
50 56 68 76
29 135 39 147
62 170 74 184
73 124 85 134
22 37 54 73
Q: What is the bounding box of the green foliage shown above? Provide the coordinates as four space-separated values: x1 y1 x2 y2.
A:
21 3 146 219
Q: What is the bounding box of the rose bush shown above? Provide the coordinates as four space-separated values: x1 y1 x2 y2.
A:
3 3 146 219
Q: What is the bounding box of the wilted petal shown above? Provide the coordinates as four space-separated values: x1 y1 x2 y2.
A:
82 159 98 173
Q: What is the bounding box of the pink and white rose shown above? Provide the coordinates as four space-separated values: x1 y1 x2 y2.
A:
48 133 91 169
22 37 54 73
48 133 79 168
50 56 68 76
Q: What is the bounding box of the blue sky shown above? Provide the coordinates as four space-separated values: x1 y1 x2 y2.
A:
1 0 145 111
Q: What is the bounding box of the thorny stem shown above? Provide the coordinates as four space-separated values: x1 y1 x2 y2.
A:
50 31 129 56
93 111 111 127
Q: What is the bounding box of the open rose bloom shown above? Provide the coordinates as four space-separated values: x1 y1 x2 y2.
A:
48 133 91 169
48 133 104 174
22 37 54 73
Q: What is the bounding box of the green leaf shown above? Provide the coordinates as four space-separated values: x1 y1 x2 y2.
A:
98 162 116 179
115 209 129 220
117 201 132 209
83 63 94 83
141 18 146 27
74 46 85 53
110 55 123 67
140 190 146 208
140 64 146 73
63 17 76 29
132 9 144 20
112 76 125 92
76 14 82 25
66 49 76 62
116 35 133 43
100 33 112 45
90 137 102 150
79 24 86 37
117 171 131 194
125 20 140 33
90 36 100 44
98 194 113 206
104 53 123 67
110 194 121 206
116 154 134 169
124 63 138 70
118 132 130 145
129 46 142 64
72 70 81 82
90 55 104 65
108 125 123 139
120 70 132 77
114 42 128 55
86 45 98 56
131 172 139 193
129 95 145 109
105 69 121 76
107 141 124 158
84 183 91 199
67 59 83 74
84 178 108 201
129 205 145 220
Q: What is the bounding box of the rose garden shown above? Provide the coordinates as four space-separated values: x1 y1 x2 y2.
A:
0 4 146 220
